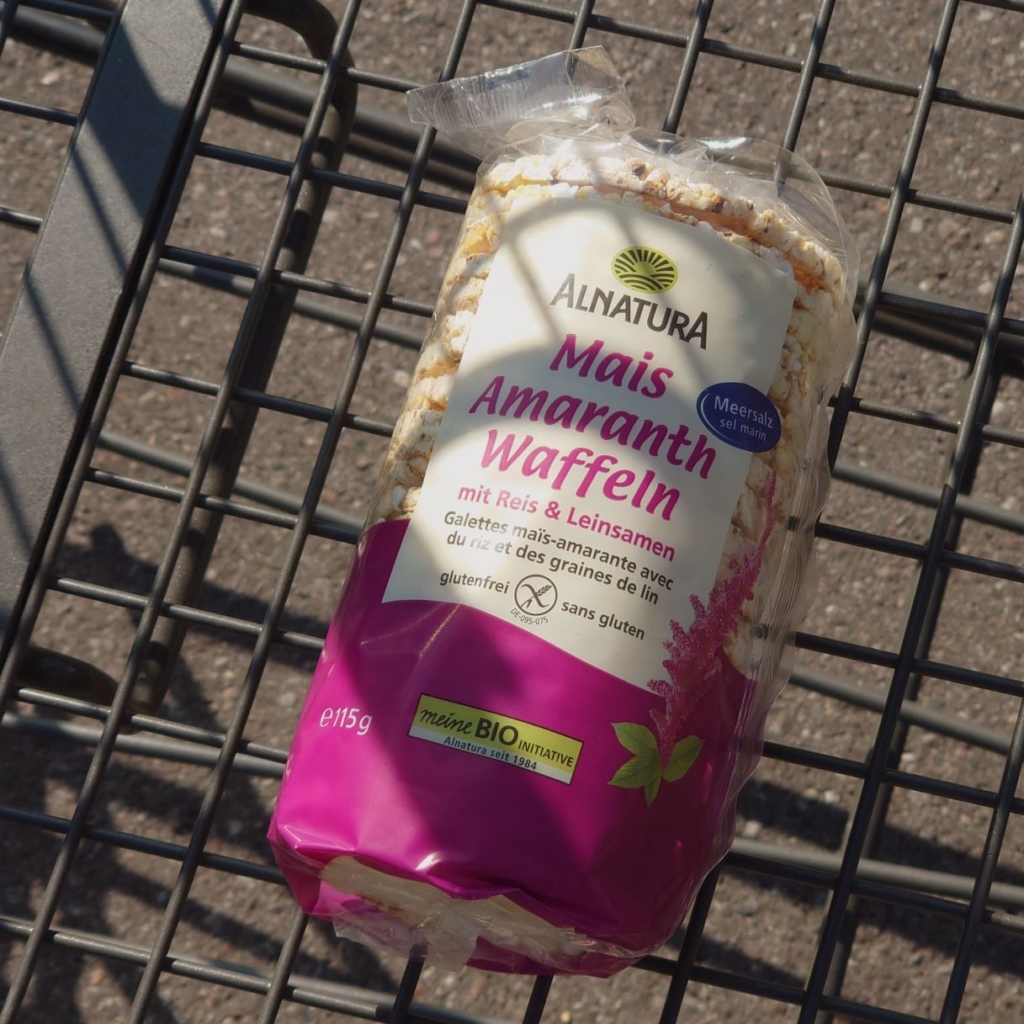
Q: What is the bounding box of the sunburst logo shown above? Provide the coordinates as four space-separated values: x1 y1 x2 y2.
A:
611 246 678 294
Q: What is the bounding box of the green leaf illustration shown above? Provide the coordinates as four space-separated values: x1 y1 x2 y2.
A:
609 723 703 806
663 736 703 782
644 773 661 807
608 750 661 790
612 721 659 758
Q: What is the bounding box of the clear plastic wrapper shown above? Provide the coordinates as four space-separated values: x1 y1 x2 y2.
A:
269 48 858 976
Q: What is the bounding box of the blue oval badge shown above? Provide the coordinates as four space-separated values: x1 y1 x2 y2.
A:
696 382 781 453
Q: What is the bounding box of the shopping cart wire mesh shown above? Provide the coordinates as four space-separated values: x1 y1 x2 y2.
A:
1 0 1023 1022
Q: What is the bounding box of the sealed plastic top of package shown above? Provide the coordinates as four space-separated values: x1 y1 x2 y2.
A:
407 48 635 156
408 47 858 310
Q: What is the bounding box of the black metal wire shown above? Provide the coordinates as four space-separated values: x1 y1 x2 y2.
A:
8 685 290 763
0 0 21 63
518 977 551 1024
656 867 721 1024
0 0 246 1015
480 0 1024 130
113 6 356 1012
780 0 836 155
0 93 78 123
1 710 286 776
244 0 484 1016
7 702 1015 942
807 5 1014 1022
43 573 323 651
19 0 113 23
0 911 505 1024
257 908 309 1024
116 358 396 436
934 195 1024 1024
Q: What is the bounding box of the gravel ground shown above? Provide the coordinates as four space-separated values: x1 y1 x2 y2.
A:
1 1 1023 1023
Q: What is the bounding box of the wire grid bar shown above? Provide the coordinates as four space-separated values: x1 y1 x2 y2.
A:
7 2 1024 222
1 0 1023 1022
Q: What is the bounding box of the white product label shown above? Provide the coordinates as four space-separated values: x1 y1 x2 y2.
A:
384 197 796 689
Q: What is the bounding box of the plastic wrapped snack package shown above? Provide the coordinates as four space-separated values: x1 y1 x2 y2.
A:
269 48 858 976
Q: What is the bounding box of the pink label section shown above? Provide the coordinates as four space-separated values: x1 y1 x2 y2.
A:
269 519 763 975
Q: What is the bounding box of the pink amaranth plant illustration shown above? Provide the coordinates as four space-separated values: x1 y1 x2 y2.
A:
609 473 777 805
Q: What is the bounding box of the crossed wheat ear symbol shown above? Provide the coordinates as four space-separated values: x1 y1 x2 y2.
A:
519 582 552 607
